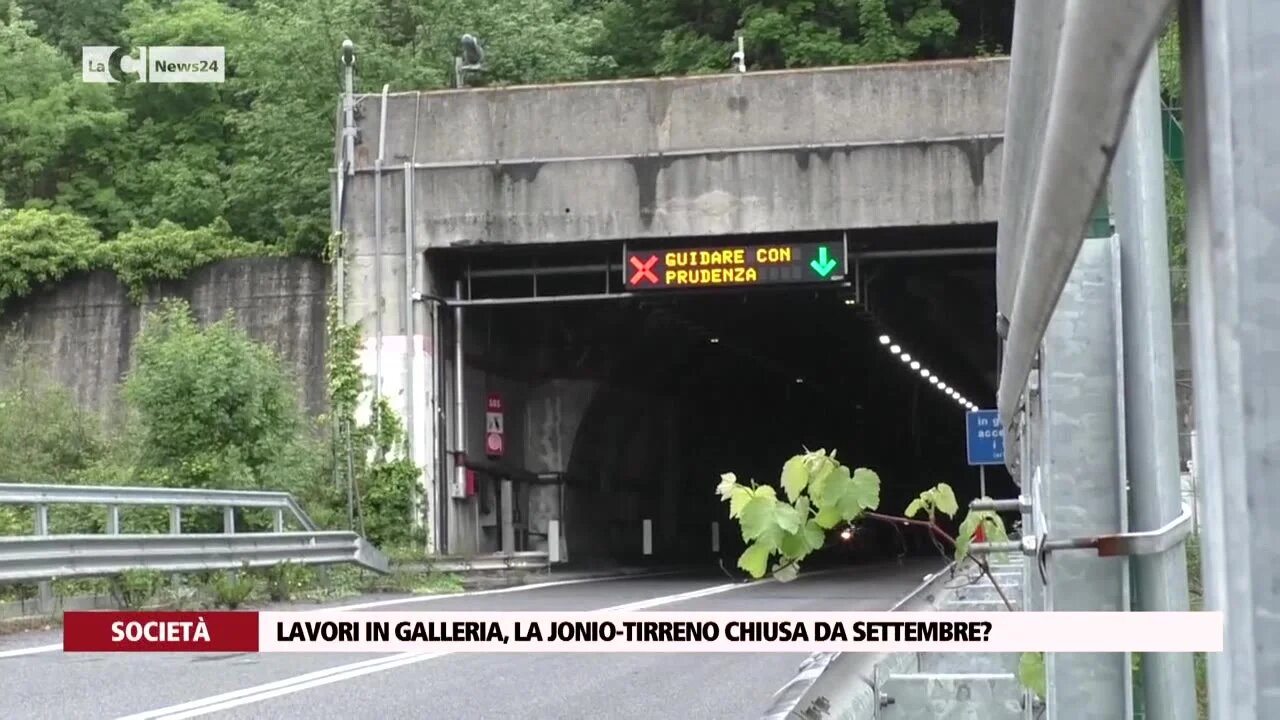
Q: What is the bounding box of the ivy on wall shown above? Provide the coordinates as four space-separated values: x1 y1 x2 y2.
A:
323 231 426 550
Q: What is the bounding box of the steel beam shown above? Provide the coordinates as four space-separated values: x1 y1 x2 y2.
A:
1040 236 1130 720
1180 0 1280 715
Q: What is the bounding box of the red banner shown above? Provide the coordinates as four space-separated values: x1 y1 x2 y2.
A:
63 611 259 652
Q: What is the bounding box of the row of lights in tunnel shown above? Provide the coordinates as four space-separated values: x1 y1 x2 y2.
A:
877 334 977 412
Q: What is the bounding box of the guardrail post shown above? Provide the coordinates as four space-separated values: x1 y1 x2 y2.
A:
34 504 52 613
500 478 514 553
642 518 653 557
106 506 120 535
222 507 235 534
169 506 182 588
548 519 561 563
711 521 720 554
272 508 285 533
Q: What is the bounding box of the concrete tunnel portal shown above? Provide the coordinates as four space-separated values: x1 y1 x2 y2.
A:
435 224 1013 568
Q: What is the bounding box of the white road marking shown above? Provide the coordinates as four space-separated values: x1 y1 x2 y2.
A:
0 642 63 659
113 578 767 719
0 570 681 658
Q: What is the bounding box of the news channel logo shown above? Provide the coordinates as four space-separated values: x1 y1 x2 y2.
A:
82 46 225 84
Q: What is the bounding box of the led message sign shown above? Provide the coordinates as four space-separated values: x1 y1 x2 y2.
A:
624 242 847 290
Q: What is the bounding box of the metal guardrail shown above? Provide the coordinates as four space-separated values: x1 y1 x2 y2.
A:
0 532 389 581
0 483 388 586
0 482 317 532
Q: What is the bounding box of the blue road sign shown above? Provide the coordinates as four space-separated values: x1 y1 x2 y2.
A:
965 409 1005 465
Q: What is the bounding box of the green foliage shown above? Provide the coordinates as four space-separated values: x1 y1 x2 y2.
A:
1018 651 1046 700
717 449 880 580
109 569 165 609
124 300 310 493
263 561 314 602
103 219 279 301
0 209 101 307
210 564 257 609
904 482 959 521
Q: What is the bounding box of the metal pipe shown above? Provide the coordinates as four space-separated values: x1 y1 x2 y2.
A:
402 162 419 534
849 247 994 260
1111 47 1197 720
453 279 466 501
451 292 636 307
373 83 390 411
340 132 1005 174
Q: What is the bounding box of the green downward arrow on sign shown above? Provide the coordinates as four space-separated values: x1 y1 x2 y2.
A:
809 246 838 278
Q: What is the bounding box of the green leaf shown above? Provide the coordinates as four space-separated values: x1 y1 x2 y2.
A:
802 520 826 551
716 472 737 500
728 486 752 519
754 485 778 501
849 468 881 511
779 530 809 559
781 456 808 502
795 496 811 519
738 541 772 578
933 483 959 518
904 498 924 518
812 463 851 508
739 494 778 541
955 511 981 561
815 505 843 529
774 502 803 534
1018 652 1047 700
772 561 800 583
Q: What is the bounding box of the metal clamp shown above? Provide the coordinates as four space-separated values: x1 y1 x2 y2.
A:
970 506 1193 559
969 496 1031 514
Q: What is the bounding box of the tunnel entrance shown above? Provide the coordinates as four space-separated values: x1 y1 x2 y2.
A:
435 227 1013 568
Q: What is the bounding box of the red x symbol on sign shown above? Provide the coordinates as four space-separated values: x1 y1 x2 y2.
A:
629 255 659 285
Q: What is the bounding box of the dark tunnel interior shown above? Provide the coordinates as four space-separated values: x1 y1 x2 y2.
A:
444 225 1016 569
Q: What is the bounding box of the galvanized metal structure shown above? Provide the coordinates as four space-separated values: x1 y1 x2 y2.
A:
991 0 1278 718
0 483 390 600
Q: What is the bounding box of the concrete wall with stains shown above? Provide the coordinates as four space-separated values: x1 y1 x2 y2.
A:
337 58 1008 249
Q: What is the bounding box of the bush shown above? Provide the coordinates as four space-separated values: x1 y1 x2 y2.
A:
210 565 256 609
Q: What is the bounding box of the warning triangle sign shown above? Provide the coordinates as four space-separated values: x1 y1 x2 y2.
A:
485 412 504 434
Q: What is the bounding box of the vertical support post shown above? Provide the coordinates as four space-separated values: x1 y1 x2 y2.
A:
548 519 561 564
169 506 182 587
1180 1 1280 715
223 507 235 534
642 519 653 557
403 161 420 534
1111 45 1198 720
34 504 51 612
1188 428 1199 534
272 508 285 534
711 521 720 554
106 506 120 535
500 478 514 554
1041 237 1130 720
453 280 467 500
978 465 987 498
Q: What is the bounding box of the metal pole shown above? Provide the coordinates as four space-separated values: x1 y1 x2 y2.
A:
1041 236 1129 720
373 85 390 413
402 162 420 536
979 465 987 498
1110 47 1197 720
1180 1 1280 715
453 279 466 501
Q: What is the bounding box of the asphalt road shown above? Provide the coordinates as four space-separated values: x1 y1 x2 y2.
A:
0 560 941 720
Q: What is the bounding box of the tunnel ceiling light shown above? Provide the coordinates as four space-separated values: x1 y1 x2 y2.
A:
890 344 901 354
879 335 891 345
709 337 719 344
844 298 857 306
795 378 804 384
939 383 949 391
900 353 911 363
928 376 938 385
919 368 930 378
910 361 921 370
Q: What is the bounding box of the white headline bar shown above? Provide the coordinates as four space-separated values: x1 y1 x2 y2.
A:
257 611 1223 653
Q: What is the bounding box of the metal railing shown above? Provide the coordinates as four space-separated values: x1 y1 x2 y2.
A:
0 483 389 588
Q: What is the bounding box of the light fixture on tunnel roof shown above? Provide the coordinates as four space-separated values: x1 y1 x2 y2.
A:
890 344 901 354
709 337 719 344
920 368 930 378
910 360 920 370
900 353 911 363
879 335 891 345
939 383 949 392
929 376 938 385
795 377 804 384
